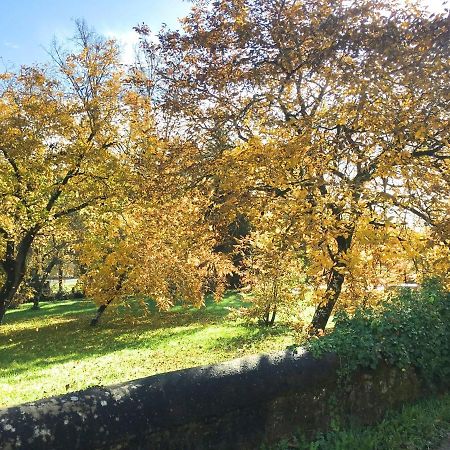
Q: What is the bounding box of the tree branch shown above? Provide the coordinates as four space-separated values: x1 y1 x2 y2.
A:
51 196 106 220
0 147 22 184
45 154 85 213
378 192 435 227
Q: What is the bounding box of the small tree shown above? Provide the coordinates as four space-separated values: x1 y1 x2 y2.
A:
243 231 306 326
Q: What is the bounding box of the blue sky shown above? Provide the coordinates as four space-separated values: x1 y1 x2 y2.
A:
0 0 191 67
0 0 447 68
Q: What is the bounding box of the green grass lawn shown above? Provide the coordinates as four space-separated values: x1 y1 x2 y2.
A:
0 293 295 408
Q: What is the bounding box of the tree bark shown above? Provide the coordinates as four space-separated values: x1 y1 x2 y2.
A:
30 268 41 310
0 301 7 325
0 228 39 324
262 304 271 326
0 266 19 323
57 262 64 298
31 256 59 309
310 232 353 333
311 267 345 332
90 299 113 326
31 298 41 310
269 305 277 326
90 273 126 326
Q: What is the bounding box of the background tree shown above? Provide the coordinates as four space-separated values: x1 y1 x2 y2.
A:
0 22 127 323
241 231 306 326
27 234 66 309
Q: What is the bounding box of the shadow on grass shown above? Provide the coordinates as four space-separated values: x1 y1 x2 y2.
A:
0 292 249 377
3 300 97 324
1 322 205 378
2 292 244 328
110 292 247 330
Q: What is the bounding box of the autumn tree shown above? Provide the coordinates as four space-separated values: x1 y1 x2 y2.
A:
137 0 450 331
0 22 127 323
74 82 233 325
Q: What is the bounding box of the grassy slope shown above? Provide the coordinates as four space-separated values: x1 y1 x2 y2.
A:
0 293 294 408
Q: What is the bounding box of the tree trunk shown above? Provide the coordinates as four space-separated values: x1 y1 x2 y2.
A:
30 268 41 310
31 257 59 310
269 305 277 326
310 232 353 333
90 273 125 326
90 299 113 326
311 267 345 332
57 263 64 298
0 228 38 324
0 301 7 324
262 304 271 326
31 296 41 310
0 268 20 323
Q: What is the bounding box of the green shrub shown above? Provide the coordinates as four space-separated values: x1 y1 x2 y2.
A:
309 278 450 384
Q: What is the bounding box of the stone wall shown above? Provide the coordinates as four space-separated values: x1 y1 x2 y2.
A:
0 348 423 450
